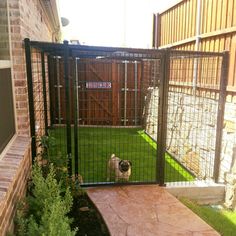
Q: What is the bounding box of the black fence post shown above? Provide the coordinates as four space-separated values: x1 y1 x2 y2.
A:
214 51 229 183
47 55 54 128
157 50 170 186
74 58 79 176
64 40 72 177
24 38 36 161
41 52 48 135
54 57 60 124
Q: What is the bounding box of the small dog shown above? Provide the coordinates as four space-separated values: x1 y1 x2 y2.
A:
107 154 132 182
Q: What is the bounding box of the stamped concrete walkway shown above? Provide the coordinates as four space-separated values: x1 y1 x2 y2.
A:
87 185 220 236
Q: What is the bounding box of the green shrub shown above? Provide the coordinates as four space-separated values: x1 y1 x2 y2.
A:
15 163 77 236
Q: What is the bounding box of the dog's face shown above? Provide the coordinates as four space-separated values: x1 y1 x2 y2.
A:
119 160 132 173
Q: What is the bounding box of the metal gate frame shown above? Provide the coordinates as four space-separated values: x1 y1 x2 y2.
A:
24 38 229 186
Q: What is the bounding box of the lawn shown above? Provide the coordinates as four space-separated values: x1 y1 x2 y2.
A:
181 198 236 236
49 127 194 184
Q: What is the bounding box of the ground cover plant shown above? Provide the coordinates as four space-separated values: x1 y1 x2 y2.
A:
181 198 236 236
50 127 194 183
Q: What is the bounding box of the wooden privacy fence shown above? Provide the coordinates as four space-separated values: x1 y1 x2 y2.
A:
49 58 146 126
153 0 236 92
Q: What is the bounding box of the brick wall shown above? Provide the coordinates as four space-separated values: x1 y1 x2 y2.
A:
0 0 60 235
0 137 31 235
9 0 56 136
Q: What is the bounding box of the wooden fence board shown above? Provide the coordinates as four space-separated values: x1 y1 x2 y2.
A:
52 59 145 126
154 0 236 92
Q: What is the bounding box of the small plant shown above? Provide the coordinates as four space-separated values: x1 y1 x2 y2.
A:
15 163 77 236
38 132 70 184
37 132 57 163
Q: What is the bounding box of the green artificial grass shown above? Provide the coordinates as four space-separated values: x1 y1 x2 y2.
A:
49 127 194 184
181 198 236 236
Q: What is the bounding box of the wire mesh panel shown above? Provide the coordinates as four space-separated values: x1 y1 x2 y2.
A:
25 40 228 186
139 51 227 185
166 51 224 184
48 56 68 168
74 58 160 184
30 49 51 156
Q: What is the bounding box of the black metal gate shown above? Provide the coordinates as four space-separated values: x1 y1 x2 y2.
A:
24 39 228 186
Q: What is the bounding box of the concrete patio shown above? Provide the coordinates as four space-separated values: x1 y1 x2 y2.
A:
87 185 220 236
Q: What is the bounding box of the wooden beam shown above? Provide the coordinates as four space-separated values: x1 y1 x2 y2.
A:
159 0 185 15
89 94 112 116
156 13 161 48
152 14 156 48
159 37 196 49
88 64 104 81
112 62 119 125
159 26 236 49
201 26 236 39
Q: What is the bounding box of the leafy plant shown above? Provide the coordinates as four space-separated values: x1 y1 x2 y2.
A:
37 133 69 185
15 163 77 236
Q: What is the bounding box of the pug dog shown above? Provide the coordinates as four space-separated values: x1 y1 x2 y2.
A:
107 154 132 182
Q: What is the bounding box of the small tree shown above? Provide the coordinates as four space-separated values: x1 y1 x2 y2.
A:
16 164 77 236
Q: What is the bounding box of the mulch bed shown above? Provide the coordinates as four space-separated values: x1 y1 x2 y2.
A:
69 193 110 236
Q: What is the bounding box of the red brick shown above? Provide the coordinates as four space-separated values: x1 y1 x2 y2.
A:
0 137 30 235
14 79 26 87
0 0 59 233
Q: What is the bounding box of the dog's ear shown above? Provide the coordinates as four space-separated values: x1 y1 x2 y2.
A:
119 160 123 166
128 161 132 166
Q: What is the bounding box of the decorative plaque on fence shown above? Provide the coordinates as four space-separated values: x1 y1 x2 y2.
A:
86 82 112 89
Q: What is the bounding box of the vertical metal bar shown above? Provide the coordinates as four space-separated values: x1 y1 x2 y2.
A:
41 52 48 135
112 62 118 125
157 51 170 186
74 57 79 175
134 61 138 125
64 40 72 176
124 61 127 126
24 38 36 161
53 57 58 124
47 55 54 127
214 52 229 183
56 57 61 124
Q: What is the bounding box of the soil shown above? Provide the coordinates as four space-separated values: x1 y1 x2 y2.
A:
69 193 110 236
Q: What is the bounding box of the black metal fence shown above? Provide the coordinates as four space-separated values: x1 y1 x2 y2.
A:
24 38 228 186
